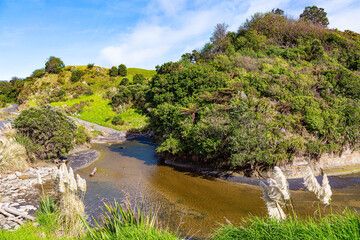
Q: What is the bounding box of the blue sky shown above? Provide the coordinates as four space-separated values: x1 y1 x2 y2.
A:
1 0 360 80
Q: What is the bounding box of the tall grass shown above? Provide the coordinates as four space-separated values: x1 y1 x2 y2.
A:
83 198 177 240
0 123 29 173
212 210 360 240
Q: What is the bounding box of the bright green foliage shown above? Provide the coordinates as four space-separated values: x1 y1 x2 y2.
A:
300 6 329 27
118 64 127 77
75 125 91 144
213 211 360 240
112 115 124 125
109 66 118 77
14 105 77 159
83 201 178 240
71 70 83 83
133 74 145 85
146 10 360 171
45 56 65 74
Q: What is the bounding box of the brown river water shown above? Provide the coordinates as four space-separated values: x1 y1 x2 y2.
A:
75 138 360 239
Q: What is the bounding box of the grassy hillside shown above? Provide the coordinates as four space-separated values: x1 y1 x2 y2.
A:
17 66 155 132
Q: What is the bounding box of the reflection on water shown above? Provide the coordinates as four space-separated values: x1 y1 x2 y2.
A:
76 139 360 239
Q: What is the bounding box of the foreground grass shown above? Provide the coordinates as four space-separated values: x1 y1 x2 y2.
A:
212 210 360 240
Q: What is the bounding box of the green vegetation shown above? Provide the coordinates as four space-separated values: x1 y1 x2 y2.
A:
71 70 83 83
212 210 360 240
118 64 127 77
144 7 360 171
45 56 65 74
14 105 77 160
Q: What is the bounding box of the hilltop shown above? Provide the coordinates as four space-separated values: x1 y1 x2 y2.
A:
145 10 360 172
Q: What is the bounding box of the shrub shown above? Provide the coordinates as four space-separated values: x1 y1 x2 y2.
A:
133 74 145 85
87 63 95 69
118 64 127 76
111 86 132 107
112 115 124 125
14 105 77 160
120 77 129 86
75 125 92 144
45 56 65 74
70 70 83 83
109 66 118 77
31 69 45 78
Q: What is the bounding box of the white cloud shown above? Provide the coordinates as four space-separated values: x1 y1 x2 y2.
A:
99 0 360 70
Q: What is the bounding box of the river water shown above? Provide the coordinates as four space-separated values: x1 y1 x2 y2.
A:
75 138 360 239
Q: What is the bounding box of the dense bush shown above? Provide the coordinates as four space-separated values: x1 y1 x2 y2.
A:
146 9 360 171
112 115 124 125
31 69 45 78
133 74 145 85
70 70 83 83
45 56 65 74
118 64 127 77
14 105 77 160
109 66 118 77
75 125 91 144
120 77 129 86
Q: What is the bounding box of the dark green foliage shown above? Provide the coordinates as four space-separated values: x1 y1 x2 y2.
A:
118 64 127 77
87 63 95 69
112 115 124 125
70 70 83 83
109 66 118 77
120 77 129 86
14 105 77 160
133 74 145 85
300 6 329 27
31 69 45 78
111 86 132 107
45 56 65 74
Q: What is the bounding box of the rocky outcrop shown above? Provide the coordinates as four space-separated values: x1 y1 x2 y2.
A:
0 166 56 230
280 150 360 178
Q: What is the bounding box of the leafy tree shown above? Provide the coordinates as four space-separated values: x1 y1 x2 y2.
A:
271 8 284 16
118 64 127 77
70 70 83 82
45 56 65 74
14 105 77 159
119 77 129 86
133 74 145 85
31 69 45 78
300 6 329 27
109 66 118 77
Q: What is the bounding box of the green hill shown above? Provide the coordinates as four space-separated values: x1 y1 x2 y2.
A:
14 65 156 132
145 11 360 172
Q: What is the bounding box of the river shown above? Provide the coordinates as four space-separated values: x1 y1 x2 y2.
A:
75 138 360 239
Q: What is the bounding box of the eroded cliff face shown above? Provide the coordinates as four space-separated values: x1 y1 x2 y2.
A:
280 150 360 178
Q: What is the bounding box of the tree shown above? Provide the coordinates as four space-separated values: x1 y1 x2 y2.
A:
45 56 65 74
133 74 145 85
210 23 230 54
271 8 284 16
14 105 77 159
118 64 127 77
109 66 118 77
300 6 329 27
